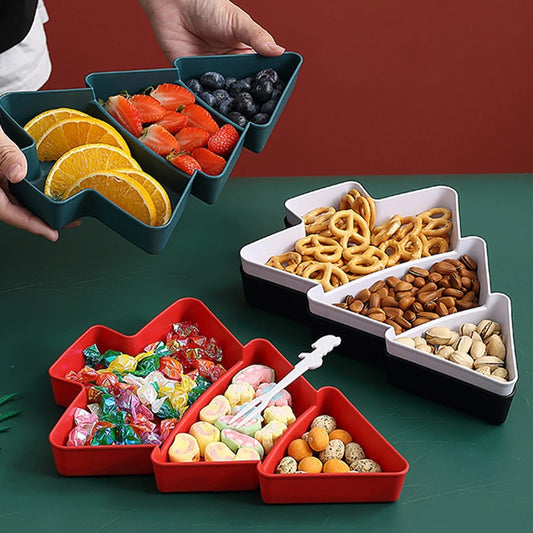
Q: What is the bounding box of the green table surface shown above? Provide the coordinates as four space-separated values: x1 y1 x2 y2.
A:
1 174 532 532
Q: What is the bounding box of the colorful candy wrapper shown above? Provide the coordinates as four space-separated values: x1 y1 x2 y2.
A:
107 353 138 373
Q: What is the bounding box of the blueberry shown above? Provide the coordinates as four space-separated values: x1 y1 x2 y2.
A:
185 78 203 94
250 78 274 103
199 71 226 90
251 113 270 125
260 99 277 115
234 92 259 118
212 89 230 104
271 87 283 101
224 76 237 90
255 68 280 86
228 78 252 97
199 91 217 108
218 97 235 115
227 111 248 127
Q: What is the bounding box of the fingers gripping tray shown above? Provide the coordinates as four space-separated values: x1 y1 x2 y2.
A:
0 53 302 253
48 298 409 503
239 181 518 423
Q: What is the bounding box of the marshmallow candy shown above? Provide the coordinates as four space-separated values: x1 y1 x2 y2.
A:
189 421 220 457
168 433 200 463
204 441 235 462
231 364 275 390
199 395 231 425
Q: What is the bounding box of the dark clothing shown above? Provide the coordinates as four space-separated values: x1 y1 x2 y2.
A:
0 0 39 53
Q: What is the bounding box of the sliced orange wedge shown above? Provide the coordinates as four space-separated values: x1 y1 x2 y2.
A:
63 171 157 226
44 143 141 199
114 168 172 226
23 107 91 145
36 116 130 161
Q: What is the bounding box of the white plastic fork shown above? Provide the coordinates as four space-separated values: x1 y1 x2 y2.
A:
229 335 342 429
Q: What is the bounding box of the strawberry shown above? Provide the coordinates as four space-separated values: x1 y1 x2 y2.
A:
191 147 226 176
139 124 180 156
129 94 166 123
180 104 219 136
104 95 143 137
150 83 195 110
208 124 239 158
167 151 202 175
155 111 188 134
175 126 210 153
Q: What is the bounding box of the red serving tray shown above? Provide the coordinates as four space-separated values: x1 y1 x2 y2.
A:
48 298 409 502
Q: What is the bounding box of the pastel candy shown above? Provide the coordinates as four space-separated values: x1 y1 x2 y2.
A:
256 382 292 407
224 382 255 408
221 428 264 459
254 420 287 454
189 421 220 456
199 395 231 425
231 364 275 390
168 433 200 463
234 447 261 461
215 414 262 438
263 405 296 427
204 441 235 462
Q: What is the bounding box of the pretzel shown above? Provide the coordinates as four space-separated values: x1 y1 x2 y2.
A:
420 234 449 256
328 210 371 250
398 234 423 260
339 188 362 210
266 252 302 273
395 215 422 241
371 214 402 245
418 207 453 237
344 245 388 276
302 206 336 234
378 239 403 267
295 235 343 263
299 261 350 292
352 195 376 230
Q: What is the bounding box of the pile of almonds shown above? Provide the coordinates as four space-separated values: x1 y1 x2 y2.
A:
334 255 480 334
396 319 508 381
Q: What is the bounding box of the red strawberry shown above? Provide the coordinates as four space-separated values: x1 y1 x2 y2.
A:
180 104 219 136
104 95 142 137
139 124 180 156
150 83 195 110
208 124 239 158
155 111 188 134
191 147 226 176
175 127 210 153
167 151 201 175
129 94 166 123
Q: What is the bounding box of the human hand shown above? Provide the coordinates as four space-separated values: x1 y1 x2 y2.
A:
0 124 60 241
138 0 285 62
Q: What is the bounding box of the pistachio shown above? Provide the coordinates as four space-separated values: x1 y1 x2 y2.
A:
435 345 454 359
491 367 509 380
449 331 460 346
473 356 504 370
469 340 487 360
475 365 492 376
449 351 474 369
414 336 427 347
425 326 453 345
455 335 473 354
470 331 483 343
486 335 506 360
417 344 433 354
395 337 416 348
459 322 477 336
477 319 501 340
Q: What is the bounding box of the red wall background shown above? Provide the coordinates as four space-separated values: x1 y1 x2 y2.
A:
42 0 532 177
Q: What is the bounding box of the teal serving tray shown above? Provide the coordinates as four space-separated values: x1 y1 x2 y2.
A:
0 52 302 253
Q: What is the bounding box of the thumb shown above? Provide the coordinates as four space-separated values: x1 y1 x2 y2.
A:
0 125 27 183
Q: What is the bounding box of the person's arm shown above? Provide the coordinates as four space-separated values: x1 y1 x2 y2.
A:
0 124 58 241
137 0 285 62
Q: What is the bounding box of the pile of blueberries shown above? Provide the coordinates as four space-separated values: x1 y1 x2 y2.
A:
185 68 284 127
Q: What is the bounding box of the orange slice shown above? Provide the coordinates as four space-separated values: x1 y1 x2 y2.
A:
23 107 91 144
64 171 157 226
114 168 172 226
44 143 141 199
36 116 130 161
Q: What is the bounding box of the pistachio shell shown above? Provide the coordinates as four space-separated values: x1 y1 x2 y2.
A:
425 326 453 345
449 350 474 369
417 344 434 354
460 322 477 336
455 335 473 354
395 337 416 348
486 335 506 360
477 319 501 340
435 345 454 359
470 340 487 360
474 356 504 369
475 365 492 376
491 367 508 380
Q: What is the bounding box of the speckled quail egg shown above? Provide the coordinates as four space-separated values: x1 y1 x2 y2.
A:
310 414 337 433
344 442 366 464
275 456 298 474
318 438 345 462
349 458 382 473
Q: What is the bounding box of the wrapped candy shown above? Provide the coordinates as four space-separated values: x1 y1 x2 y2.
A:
65 321 227 447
